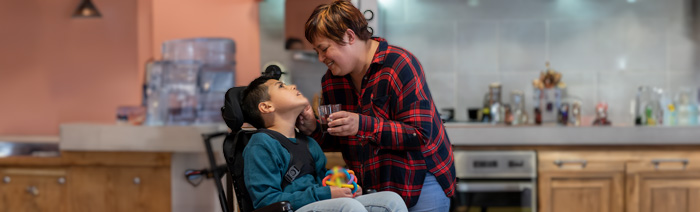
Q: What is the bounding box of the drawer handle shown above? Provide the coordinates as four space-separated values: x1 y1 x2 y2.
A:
26 186 39 196
3 176 9 184
58 177 66 185
554 160 587 168
651 159 688 170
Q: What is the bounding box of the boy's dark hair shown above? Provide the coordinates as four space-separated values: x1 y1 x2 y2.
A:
241 76 275 129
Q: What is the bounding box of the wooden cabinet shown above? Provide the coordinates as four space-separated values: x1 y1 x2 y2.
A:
539 151 625 212
0 168 68 212
626 154 700 212
67 166 171 212
540 150 700 212
0 152 171 212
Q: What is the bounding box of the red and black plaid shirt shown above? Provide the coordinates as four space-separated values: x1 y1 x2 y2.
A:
311 37 456 207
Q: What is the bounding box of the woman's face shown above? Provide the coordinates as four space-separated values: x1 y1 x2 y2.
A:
312 35 354 76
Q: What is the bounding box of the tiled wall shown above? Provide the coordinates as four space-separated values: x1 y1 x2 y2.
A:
260 0 700 126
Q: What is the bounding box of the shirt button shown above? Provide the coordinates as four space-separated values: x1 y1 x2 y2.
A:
412 133 417 136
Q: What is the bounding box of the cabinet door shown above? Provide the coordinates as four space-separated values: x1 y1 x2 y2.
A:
0 168 67 212
539 152 625 212
67 166 171 212
627 159 700 212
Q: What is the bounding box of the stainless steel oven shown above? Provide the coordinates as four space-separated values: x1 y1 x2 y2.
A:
452 151 536 212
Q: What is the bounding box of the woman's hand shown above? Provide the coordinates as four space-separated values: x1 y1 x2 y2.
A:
327 111 359 137
296 105 317 135
330 186 353 198
355 185 363 196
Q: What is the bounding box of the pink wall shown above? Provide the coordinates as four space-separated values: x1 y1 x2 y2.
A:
0 0 140 135
0 0 260 135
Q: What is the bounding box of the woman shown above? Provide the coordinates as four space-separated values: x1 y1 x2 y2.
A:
295 1 455 211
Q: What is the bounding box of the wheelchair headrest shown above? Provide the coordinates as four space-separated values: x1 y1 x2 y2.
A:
221 86 247 131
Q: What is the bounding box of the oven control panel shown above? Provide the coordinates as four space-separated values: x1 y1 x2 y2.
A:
453 151 536 179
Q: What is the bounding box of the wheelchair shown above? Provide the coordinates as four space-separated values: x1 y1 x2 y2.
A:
185 85 292 212
184 65 291 212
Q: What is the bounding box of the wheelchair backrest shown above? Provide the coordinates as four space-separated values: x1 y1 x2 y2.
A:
223 129 258 212
221 86 258 212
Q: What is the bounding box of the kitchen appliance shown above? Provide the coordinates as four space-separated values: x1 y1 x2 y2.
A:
452 151 537 212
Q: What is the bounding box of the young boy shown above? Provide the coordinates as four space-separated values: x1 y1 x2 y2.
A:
240 76 407 212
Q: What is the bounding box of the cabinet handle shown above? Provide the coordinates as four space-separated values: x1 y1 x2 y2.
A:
554 160 587 168
133 177 141 185
58 177 66 185
2 176 9 184
651 159 688 170
26 186 39 196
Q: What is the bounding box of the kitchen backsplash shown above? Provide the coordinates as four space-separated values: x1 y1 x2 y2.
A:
260 0 700 126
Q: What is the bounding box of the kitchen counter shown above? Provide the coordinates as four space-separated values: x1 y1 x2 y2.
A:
445 122 700 146
59 123 229 152
59 123 700 151
0 135 59 143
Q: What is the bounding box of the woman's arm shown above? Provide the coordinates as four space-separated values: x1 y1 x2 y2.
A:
329 54 438 151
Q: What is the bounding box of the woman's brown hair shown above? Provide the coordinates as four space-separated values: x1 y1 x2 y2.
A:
304 0 372 45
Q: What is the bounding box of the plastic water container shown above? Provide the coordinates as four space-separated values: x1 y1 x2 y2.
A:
197 63 235 123
162 61 202 125
144 61 166 126
141 38 236 126
161 38 236 124
162 38 236 65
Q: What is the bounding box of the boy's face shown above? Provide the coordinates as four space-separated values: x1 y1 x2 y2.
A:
264 79 309 112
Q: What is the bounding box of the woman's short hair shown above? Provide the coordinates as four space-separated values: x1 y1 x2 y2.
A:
304 0 372 45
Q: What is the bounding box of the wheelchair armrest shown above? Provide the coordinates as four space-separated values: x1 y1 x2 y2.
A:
253 201 292 212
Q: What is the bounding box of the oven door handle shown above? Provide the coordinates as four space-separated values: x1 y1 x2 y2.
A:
457 182 533 192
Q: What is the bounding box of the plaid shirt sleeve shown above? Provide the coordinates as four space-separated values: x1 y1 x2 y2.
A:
308 119 342 152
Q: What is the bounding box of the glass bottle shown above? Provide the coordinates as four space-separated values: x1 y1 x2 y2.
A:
645 104 656 126
558 103 569 126
676 90 693 126
510 90 528 125
481 93 491 123
571 101 582 126
488 83 502 124
634 86 648 125
504 104 513 125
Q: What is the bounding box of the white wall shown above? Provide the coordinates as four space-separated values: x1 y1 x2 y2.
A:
261 0 700 126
